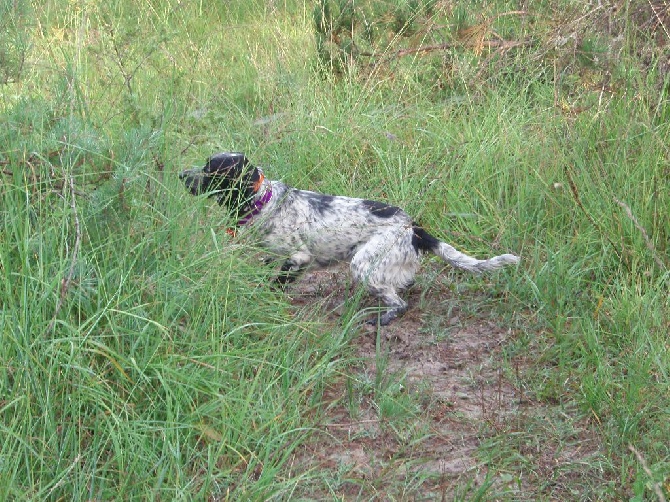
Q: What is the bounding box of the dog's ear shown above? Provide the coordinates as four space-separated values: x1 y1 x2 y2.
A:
204 152 249 175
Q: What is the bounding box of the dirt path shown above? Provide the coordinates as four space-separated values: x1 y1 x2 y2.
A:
288 265 605 500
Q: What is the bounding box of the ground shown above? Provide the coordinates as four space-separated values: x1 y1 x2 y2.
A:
285 263 608 500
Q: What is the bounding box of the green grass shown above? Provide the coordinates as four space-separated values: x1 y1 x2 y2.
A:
1 0 669 499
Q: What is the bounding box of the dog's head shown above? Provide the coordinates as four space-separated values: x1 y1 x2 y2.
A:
179 152 263 214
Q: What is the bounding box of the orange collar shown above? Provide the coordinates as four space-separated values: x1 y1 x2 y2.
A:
252 172 265 193
226 172 270 237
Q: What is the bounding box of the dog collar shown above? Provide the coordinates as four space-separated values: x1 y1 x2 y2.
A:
234 172 272 228
237 187 272 226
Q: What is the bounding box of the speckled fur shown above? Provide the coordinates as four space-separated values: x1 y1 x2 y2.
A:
181 152 520 325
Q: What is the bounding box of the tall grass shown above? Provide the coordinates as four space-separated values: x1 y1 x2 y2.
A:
1 0 668 498
0 113 348 498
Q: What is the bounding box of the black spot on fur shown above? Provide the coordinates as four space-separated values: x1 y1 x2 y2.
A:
362 199 401 218
411 224 440 253
306 194 334 215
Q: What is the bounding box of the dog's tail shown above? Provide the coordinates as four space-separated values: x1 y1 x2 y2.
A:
412 225 520 273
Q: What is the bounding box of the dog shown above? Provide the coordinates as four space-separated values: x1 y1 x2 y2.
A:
180 152 520 325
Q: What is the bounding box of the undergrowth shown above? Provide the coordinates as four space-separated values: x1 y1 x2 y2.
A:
0 0 668 499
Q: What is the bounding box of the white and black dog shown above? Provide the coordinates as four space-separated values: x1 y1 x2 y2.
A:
180 152 520 325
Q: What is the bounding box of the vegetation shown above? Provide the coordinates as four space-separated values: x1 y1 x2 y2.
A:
0 0 668 498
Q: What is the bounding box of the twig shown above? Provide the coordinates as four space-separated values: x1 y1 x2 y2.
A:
47 454 82 498
366 39 533 63
614 197 667 271
629 444 667 502
46 170 82 335
648 0 670 41
564 165 597 229
109 27 134 95
493 10 529 20
563 165 622 261
325 419 379 427
180 139 196 156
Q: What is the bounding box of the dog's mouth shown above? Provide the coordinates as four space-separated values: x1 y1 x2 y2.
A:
179 168 219 197
180 156 260 215
179 168 249 210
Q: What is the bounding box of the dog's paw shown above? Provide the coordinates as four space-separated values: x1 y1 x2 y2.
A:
365 310 398 327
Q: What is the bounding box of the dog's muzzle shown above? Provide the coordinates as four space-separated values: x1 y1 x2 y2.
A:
179 168 206 196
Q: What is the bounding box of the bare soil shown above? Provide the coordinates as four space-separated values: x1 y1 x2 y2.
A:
286 264 607 500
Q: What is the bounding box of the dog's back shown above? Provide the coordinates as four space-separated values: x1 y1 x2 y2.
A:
253 182 415 264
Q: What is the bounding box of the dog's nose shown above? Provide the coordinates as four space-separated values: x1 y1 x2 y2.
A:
179 171 187 180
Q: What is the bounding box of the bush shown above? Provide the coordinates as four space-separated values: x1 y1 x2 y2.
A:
0 0 31 83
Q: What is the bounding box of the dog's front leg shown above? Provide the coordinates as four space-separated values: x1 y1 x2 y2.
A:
274 251 311 285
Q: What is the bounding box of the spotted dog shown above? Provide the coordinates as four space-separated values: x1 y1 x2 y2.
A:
180 152 520 325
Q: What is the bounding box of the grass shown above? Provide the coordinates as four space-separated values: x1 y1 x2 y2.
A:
1 0 669 499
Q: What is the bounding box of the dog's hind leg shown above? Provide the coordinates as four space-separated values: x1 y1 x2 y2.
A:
350 231 420 325
366 286 408 326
